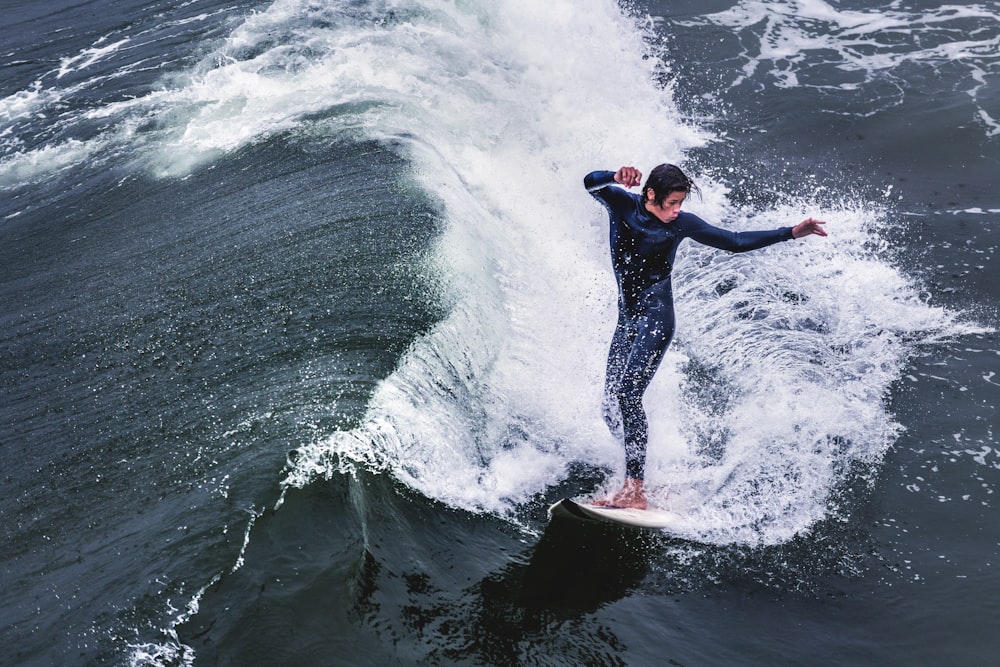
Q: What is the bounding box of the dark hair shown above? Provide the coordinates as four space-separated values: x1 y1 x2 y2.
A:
642 163 700 207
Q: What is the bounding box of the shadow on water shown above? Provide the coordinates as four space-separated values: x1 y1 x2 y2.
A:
174 467 668 667
452 517 655 666
487 517 653 617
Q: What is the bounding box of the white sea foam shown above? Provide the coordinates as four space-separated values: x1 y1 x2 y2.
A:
57 37 132 79
0 82 48 123
686 0 1000 129
0 5 240 187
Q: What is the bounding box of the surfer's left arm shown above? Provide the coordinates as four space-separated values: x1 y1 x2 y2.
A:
684 214 827 252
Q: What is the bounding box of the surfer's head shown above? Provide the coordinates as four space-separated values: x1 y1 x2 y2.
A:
642 163 699 208
643 164 699 223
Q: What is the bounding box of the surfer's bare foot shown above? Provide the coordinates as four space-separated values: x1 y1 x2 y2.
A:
593 477 647 509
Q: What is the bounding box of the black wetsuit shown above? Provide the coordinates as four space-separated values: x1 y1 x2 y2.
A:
584 170 794 479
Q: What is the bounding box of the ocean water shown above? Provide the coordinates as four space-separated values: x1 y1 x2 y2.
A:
2 0 998 665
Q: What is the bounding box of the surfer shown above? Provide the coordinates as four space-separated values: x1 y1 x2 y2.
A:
585 164 827 509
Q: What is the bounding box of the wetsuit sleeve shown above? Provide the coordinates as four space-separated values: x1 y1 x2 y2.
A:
683 213 794 252
584 170 633 211
584 170 618 192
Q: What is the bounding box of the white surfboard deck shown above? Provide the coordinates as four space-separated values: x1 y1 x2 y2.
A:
548 498 680 529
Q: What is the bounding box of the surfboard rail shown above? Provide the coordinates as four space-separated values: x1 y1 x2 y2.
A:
548 498 680 529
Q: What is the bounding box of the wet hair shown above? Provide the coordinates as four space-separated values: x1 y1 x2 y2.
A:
642 163 701 207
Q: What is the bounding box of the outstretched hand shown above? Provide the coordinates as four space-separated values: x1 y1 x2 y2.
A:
792 217 828 239
615 166 642 188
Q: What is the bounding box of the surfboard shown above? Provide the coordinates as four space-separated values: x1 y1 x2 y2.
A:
548 498 680 530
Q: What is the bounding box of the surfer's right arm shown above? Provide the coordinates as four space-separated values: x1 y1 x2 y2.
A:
585 169 642 215
584 167 642 193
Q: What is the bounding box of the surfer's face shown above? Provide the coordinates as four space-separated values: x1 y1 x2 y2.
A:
645 189 686 223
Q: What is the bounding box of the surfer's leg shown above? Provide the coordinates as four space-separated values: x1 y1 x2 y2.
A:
615 285 676 481
602 304 636 440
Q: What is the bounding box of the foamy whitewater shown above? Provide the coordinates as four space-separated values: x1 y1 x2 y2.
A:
682 0 1000 133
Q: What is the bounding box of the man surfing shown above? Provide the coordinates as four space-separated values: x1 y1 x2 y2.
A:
585 164 828 509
